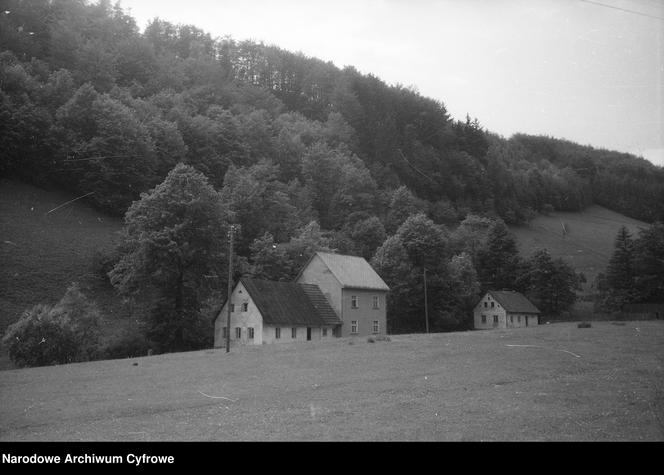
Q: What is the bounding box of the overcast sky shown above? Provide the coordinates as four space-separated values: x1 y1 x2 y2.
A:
118 0 664 166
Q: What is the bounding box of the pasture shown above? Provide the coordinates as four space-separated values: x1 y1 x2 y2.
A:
1 321 662 441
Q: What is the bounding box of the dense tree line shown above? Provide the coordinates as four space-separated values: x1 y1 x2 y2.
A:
2 0 662 224
597 224 664 311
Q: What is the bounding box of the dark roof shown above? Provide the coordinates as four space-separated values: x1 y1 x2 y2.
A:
240 278 341 326
487 291 540 314
298 252 389 291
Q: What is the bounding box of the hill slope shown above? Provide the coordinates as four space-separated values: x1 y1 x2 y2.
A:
0 180 134 368
509 205 648 295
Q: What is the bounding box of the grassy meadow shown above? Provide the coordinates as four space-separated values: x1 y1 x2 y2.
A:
510 205 647 296
0 321 662 441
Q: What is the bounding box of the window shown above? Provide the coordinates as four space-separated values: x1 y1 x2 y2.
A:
510 315 514 323
241 302 248 312
491 302 495 308
275 327 281 339
322 328 327 337
351 296 359 309
373 320 379 333
230 303 235 312
235 327 241 339
484 302 488 308
493 315 499 323
481 315 486 324
517 315 521 323
222 327 228 338
372 296 380 309
292 327 297 339
248 327 254 339
351 320 358 334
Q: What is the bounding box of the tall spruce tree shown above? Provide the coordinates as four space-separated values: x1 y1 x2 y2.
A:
605 226 637 309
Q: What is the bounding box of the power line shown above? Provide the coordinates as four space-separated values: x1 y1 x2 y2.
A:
578 0 664 21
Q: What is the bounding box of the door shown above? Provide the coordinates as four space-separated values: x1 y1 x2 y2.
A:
307 327 312 341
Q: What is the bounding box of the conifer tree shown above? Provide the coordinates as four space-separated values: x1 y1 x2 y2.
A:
605 226 637 309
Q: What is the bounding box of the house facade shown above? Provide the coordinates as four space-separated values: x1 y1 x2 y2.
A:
296 252 389 338
473 290 540 330
214 278 341 347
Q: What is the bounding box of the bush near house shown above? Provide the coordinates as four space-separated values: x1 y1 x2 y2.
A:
1 283 101 367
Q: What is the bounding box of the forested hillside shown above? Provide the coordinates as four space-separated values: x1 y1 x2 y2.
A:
2 0 663 226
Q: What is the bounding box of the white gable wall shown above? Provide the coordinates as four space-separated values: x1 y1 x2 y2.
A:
214 281 264 347
473 292 507 329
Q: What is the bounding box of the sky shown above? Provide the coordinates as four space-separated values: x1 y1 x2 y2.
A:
118 0 664 166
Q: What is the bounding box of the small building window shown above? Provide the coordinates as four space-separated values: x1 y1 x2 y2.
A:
373 320 379 333
491 302 495 308
351 320 358 334
275 327 281 339
493 315 499 323
235 327 241 339
292 327 297 339
372 296 379 309
484 302 488 308
481 315 486 324
248 327 254 339
351 296 359 309
241 302 248 312
322 328 327 337
230 303 235 312
510 315 514 323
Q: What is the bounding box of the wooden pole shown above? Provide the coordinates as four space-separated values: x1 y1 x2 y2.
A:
424 267 429 334
225 225 234 353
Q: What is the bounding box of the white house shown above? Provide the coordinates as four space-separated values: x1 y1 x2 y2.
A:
214 278 341 347
473 290 540 330
295 252 389 338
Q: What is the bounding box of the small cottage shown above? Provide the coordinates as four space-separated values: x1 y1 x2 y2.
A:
473 290 540 330
296 252 389 337
214 278 341 347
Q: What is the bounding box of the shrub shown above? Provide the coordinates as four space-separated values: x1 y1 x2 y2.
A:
1 283 101 367
101 330 151 360
91 247 120 281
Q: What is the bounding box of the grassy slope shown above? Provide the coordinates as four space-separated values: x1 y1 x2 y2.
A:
0 321 662 441
0 179 134 369
509 205 648 295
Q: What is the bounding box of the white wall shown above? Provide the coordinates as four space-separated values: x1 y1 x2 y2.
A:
214 281 264 347
473 293 507 329
261 325 335 344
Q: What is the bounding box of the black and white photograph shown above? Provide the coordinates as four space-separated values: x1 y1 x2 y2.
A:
0 0 663 447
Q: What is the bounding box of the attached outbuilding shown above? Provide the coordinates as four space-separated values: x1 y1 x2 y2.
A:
214 278 341 347
474 290 540 330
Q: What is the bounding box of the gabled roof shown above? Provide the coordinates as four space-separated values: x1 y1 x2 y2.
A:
303 252 389 291
240 278 341 326
486 291 540 314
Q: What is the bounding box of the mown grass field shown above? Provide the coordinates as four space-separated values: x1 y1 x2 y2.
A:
510 205 647 295
1 321 662 441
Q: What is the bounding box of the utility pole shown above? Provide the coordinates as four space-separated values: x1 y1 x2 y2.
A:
225 225 235 353
423 267 429 333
